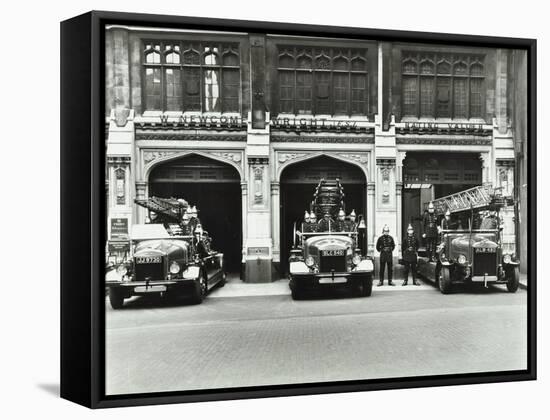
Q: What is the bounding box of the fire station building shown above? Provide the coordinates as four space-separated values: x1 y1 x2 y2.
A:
105 25 528 280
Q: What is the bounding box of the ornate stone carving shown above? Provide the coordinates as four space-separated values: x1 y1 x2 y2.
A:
396 137 492 145
143 150 177 164
277 152 308 163
107 156 131 164
376 158 396 169
272 135 374 143
211 152 243 163
135 133 247 142
338 153 369 164
248 157 269 166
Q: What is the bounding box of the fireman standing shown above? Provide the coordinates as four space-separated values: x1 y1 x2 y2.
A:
308 211 318 232
423 202 438 262
335 209 347 232
347 209 357 231
318 212 334 232
402 224 420 286
376 225 396 286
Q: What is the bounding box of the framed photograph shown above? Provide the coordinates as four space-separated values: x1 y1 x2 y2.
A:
60 11 536 408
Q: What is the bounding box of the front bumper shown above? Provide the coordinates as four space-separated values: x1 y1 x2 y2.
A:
290 271 371 289
106 278 196 289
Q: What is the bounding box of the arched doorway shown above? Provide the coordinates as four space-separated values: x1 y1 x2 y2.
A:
279 155 367 275
148 154 242 272
402 152 482 239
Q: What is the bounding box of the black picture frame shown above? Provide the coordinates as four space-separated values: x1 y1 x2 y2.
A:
60 10 537 409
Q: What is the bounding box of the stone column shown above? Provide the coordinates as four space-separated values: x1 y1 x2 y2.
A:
106 108 135 239
271 181 281 268
135 181 147 223
496 160 516 254
367 182 376 254
241 181 248 276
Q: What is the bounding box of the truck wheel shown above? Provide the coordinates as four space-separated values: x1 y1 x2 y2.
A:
362 275 373 297
191 272 207 304
438 267 452 294
506 267 520 293
218 272 227 287
109 288 125 309
291 286 304 300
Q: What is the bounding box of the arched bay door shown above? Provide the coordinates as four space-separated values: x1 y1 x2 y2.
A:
402 152 482 239
279 155 367 275
149 154 242 272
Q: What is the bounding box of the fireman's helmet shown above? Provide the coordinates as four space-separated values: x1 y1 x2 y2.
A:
310 212 317 222
194 224 204 235
428 202 435 212
445 209 451 218
382 225 390 234
304 211 310 222
338 209 345 220
350 209 356 220
149 211 158 220
407 224 414 234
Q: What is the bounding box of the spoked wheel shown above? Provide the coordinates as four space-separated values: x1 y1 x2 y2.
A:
438 267 452 294
108 288 125 310
218 271 227 287
506 266 520 293
357 275 373 297
192 271 208 304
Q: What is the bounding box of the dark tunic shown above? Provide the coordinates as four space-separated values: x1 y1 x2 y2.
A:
376 235 395 262
401 235 420 263
423 212 438 238
334 219 347 232
318 217 335 232
480 215 498 229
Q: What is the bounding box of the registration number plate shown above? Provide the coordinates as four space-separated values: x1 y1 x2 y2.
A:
321 249 345 257
134 285 167 293
135 256 162 264
319 277 347 284
475 248 496 253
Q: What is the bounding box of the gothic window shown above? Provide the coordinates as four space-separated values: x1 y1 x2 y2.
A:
401 52 485 120
143 40 241 113
277 46 369 116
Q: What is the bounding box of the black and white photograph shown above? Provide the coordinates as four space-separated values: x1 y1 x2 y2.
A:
102 20 531 397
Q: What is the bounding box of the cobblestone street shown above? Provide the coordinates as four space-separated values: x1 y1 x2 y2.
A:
106 281 527 396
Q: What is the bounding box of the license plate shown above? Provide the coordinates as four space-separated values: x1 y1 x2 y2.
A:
134 285 167 293
319 277 347 284
475 248 496 253
135 256 162 264
321 249 345 257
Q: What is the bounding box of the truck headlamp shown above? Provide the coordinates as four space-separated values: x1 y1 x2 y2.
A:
352 255 362 265
503 254 512 264
116 264 128 276
305 256 315 267
169 261 181 274
458 254 467 265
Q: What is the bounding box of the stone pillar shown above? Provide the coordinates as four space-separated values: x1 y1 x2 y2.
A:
241 181 248 277
135 181 147 223
106 108 135 239
396 181 403 245
496 160 516 254
495 49 509 135
367 182 376 254
271 181 281 269
480 151 492 186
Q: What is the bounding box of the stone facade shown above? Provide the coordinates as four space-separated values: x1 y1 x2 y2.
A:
105 26 527 280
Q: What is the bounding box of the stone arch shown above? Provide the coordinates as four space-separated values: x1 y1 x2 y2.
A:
142 149 245 182
276 151 369 183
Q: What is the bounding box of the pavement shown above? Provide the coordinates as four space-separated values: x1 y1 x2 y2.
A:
208 274 435 298
106 279 527 396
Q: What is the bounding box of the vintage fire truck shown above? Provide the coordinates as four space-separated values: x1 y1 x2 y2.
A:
105 196 225 309
288 179 374 300
417 185 520 294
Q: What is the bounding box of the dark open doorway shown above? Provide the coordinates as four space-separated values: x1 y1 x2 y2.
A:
148 154 242 272
402 152 482 239
279 155 366 276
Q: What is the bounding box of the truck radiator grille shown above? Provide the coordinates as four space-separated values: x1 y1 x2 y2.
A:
319 255 346 273
473 253 497 276
134 259 164 281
